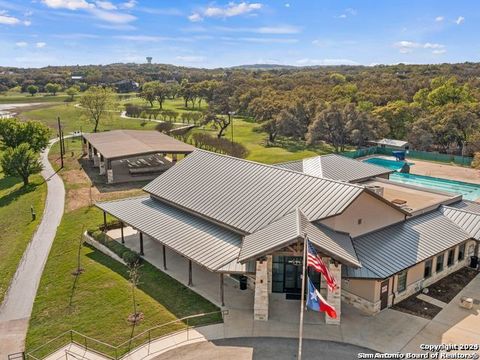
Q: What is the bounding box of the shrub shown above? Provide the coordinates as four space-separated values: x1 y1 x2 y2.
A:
191 132 248 158
122 250 141 266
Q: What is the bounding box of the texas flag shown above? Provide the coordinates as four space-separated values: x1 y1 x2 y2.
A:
306 276 337 319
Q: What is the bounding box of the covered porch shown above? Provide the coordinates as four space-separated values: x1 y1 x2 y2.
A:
103 226 430 353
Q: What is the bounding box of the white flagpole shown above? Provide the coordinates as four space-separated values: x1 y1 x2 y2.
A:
297 234 308 360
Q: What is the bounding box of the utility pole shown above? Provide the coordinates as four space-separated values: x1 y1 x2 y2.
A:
57 116 64 169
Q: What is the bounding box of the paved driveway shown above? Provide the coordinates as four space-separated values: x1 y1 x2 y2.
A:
153 337 374 360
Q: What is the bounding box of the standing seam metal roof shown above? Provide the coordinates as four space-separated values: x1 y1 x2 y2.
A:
143 150 366 234
441 205 480 240
239 208 360 267
274 154 392 183
344 209 473 279
96 196 242 272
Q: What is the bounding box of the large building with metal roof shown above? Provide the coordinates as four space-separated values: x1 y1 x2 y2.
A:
95 149 479 322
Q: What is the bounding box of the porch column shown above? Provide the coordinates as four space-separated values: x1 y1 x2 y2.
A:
88 142 93 160
162 245 167 270
120 222 124 244
102 211 107 232
99 154 106 175
325 259 341 325
139 232 144 256
254 258 269 321
220 273 225 306
93 148 100 167
82 137 87 155
172 154 178 163
188 260 193 286
106 159 114 184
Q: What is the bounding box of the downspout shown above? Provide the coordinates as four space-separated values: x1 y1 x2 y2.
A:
391 276 396 307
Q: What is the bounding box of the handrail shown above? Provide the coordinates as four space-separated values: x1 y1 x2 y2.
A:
25 310 226 360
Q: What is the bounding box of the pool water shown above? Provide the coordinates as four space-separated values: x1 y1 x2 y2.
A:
390 173 480 201
363 157 413 171
362 157 480 201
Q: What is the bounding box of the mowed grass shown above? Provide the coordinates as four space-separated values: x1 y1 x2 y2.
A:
0 92 72 104
0 150 47 304
20 103 157 136
26 206 221 356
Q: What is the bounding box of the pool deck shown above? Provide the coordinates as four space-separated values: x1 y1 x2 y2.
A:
361 155 480 202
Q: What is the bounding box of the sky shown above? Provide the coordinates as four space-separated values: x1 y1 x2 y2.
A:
0 0 479 68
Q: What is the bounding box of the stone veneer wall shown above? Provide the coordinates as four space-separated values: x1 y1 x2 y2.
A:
342 290 381 315
254 259 269 321
325 261 341 325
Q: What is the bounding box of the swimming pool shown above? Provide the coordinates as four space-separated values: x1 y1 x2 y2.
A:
363 157 413 171
390 173 480 201
362 157 480 201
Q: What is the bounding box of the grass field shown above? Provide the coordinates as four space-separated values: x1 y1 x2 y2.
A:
26 206 220 356
0 150 47 305
20 103 157 136
0 91 72 104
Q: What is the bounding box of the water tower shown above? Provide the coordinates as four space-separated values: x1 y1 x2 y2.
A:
146 56 152 64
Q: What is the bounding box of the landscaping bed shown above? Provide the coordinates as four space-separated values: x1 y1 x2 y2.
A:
391 294 442 320
426 267 478 303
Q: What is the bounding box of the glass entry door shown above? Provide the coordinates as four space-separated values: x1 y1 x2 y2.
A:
284 257 302 293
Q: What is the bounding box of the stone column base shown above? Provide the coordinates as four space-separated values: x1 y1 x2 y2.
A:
107 169 114 184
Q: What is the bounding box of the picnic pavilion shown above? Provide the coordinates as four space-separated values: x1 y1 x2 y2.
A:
82 130 195 183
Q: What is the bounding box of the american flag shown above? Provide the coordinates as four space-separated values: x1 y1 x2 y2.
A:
306 239 338 292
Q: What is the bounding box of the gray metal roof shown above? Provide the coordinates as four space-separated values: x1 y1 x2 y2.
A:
344 209 472 279
441 205 480 240
371 138 409 147
275 154 392 183
96 196 242 272
448 200 480 214
143 150 366 234
83 130 195 160
239 208 360 267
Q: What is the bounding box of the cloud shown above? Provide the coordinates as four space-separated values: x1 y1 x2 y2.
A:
42 0 94 10
176 55 205 63
0 13 21 25
89 8 136 23
23 20 31 26
455 16 464 25
36 42 47 48
238 37 298 43
119 0 136 9
393 41 446 54
284 3 290 7
16 41 28 47
296 58 359 66
114 35 191 42
215 25 301 34
189 2 262 22
53 33 99 39
337 7 356 19
95 1 116 10
435 16 444 22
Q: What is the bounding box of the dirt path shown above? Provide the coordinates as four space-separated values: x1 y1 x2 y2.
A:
0 138 66 356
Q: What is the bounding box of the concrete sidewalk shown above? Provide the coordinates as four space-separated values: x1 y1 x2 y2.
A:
0 139 66 356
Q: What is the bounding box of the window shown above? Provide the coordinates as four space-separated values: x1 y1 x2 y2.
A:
397 271 407 293
458 243 465 261
436 254 444 273
447 249 455 267
424 259 432 279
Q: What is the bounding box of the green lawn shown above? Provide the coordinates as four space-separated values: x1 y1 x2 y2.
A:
0 92 72 104
26 206 221 357
20 103 157 136
0 151 47 304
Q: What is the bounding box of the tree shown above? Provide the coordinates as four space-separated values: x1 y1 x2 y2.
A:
127 261 142 325
345 104 388 147
139 81 157 107
154 82 170 110
66 85 80 101
45 82 61 96
155 122 173 134
27 85 38 96
79 86 116 132
472 152 480 169
307 102 350 152
373 100 417 140
0 143 43 186
202 111 231 139
0 118 50 152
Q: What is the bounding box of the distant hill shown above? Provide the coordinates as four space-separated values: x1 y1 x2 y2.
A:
229 64 298 70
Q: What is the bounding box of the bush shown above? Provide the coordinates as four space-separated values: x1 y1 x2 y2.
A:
122 250 141 265
191 132 248 158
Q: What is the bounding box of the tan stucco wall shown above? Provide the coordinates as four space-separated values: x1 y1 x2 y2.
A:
320 192 405 237
342 278 379 302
